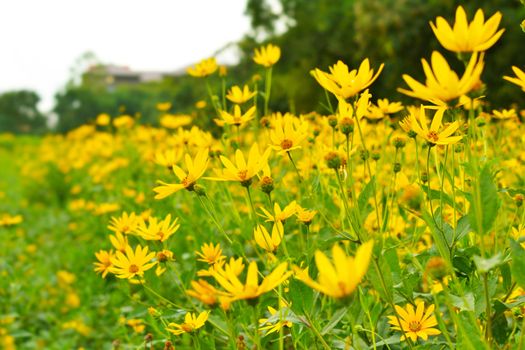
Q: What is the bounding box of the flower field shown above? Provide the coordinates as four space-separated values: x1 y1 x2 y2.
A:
2 5 525 350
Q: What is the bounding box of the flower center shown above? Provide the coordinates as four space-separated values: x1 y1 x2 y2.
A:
237 169 248 180
408 320 421 332
427 131 439 142
181 176 191 188
281 139 293 150
157 231 164 239
129 264 139 273
181 323 195 332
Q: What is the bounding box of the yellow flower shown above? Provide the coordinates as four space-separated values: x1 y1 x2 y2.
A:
94 250 115 278
374 98 404 116
166 311 209 335
388 301 441 341
213 143 271 185
160 114 192 129
96 113 111 126
504 66 525 92
295 241 373 298
186 279 221 305
269 114 308 154
195 100 207 109
430 6 504 53
259 305 293 335
492 109 517 120
108 212 139 235
253 44 281 67
295 206 317 225
254 221 284 252
126 318 145 333
312 59 384 99
154 149 209 199
187 58 218 77
110 245 156 279
226 85 257 104
258 201 297 222
136 214 180 242
196 242 226 265
154 148 183 169
218 105 256 127
398 51 484 105
109 231 128 253
0 214 23 227
408 106 462 145
213 260 292 301
113 115 134 129
156 102 172 112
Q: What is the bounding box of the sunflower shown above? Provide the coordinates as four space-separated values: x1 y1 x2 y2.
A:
388 301 441 341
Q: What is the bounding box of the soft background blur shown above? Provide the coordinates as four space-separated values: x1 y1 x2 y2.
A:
0 0 524 134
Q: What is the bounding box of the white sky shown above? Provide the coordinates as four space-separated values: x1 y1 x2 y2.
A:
0 0 252 111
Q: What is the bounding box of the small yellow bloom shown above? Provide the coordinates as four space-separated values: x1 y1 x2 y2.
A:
295 206 317 225
504 66 525 92
492 109 517 120
253 44 281 67
295 241 374 298
408 106 462 145
195 100 207 109
212 143 271 185
312 59 384 99
196 242 226 265
269 114 308 154
160 114 192 129
186 279 220 305
110 245 156 279
96 113 111 126
430 6 504 53
226 85 257 104
154 149 209 199
388 301 441 341
213 260 292 301
108 212 139 235
398 51 484 105
187 58 218 77
166 311 209 335
254 221 284 252
258 201 297 223
113 115 134 129
0 214 23 227
109 231 128 253
94 250 115 278
218 105 256 127
259 305 293 335
156 102 172 112
136 214 180 242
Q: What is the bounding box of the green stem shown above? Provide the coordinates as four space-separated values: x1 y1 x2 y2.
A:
264 67 273 117
287 151 303 183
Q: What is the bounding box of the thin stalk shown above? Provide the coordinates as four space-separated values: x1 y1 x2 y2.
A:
264 67 273 117
287 151 303 183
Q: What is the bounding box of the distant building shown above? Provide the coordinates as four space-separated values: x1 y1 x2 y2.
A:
82 64 186 89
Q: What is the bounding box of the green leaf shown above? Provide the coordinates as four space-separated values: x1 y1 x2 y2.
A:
492 301 510 345
358 176 375 222
456 311 490 350
510 239 525 289
468 165 500 235
288 278 315 315
367 255 393 301
473 253 504 273
321 307 347 335
421 209 451 263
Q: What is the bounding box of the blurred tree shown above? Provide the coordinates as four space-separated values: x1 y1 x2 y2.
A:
0 90 47 134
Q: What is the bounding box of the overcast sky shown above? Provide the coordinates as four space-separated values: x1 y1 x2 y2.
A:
0 0 252 111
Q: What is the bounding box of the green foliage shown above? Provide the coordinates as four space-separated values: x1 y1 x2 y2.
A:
0 90 47 134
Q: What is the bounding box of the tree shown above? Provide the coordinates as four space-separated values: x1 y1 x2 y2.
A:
0 90 47 134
